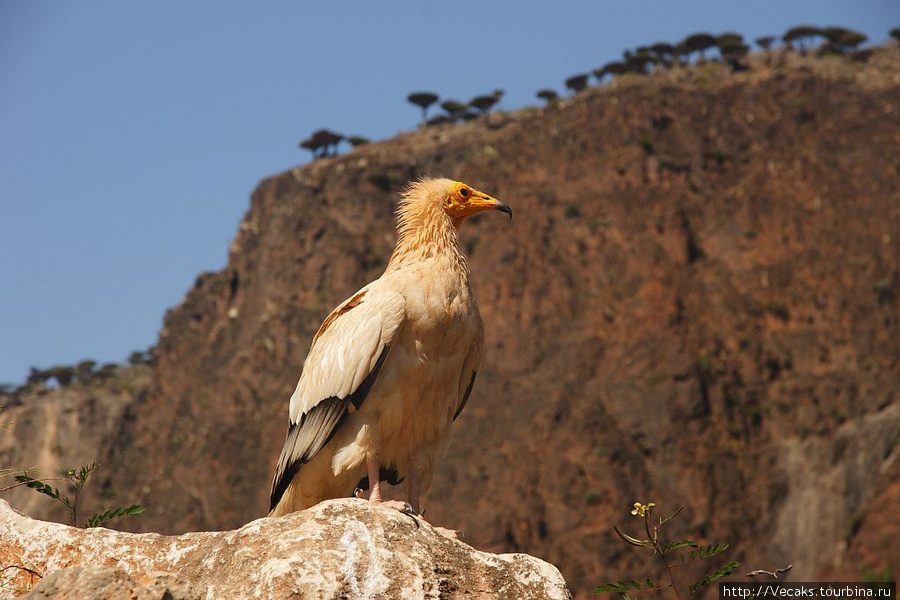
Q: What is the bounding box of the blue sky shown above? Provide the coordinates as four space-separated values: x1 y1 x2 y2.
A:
1 1 896 384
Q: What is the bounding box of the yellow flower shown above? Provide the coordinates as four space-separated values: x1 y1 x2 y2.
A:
630 501 656 517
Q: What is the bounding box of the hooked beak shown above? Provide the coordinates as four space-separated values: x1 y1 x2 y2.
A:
494 199 513 222
466 192 513 222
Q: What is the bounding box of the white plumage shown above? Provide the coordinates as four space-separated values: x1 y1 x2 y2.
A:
269 177 511 516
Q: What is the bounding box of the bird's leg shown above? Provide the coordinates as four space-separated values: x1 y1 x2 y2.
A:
366 451 414 514
365 451 385 503
407 467 421 515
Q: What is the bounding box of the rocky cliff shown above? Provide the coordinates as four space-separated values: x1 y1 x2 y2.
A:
0 498 569 599
3 49 899 597
0 366 150 525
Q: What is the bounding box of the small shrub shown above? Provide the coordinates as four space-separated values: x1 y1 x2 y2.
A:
755 36 776 51
645 373 667 389
697 350 715 377
440 100 468 122
11 463 145 528
565 203 582 219
596 502 739 598
407 91 439 125
536 89 559 105
469 94 499 119
367 169 402 192
763 302 791 321
565 73 590 95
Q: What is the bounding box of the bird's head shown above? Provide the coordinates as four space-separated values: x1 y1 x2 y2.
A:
442 181 512 227
392 177 512 263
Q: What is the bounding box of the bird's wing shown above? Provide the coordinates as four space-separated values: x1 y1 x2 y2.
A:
453 370 478 421
453 331 483 421
270 283 406 511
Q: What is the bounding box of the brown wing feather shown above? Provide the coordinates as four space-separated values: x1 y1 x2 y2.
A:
269 346 389 511
269 283 406 512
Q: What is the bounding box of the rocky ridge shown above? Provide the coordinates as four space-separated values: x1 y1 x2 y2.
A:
0 498 570 599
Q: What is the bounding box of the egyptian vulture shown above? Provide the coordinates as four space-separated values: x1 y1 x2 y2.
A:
269 177 511 517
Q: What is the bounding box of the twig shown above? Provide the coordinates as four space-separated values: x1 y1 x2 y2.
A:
746 564 793 581
0 476 66 494
0 565 43 578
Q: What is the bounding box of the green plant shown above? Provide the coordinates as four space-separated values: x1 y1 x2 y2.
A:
819 28 867 55
585 490 603 505
645 373 667 389
680 33 717 61
595 61 627 82
439 99 468 122
696 351 715 377
861 565 893 583
782 25 821 54
755 36 776 51
649 43 677 69
367 169 402 192
596 502 739 598
716 34 750 70
625 51 656 75
565 73 590 95
347 135 370 148
469 94 499 122
763 302 791 321
11 463 144 528
407 91 439 125
299 128 344 159
565 203 583 219
536 89 559 105
127 350 155 366
850 49 875 64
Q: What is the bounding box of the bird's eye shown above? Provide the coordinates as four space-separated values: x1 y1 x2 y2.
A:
459 188 469 198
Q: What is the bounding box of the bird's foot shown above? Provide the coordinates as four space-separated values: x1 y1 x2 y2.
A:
370 498 417 515
369 498 420 528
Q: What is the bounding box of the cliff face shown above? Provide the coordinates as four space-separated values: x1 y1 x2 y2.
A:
0 367 149 525
4 51 898 597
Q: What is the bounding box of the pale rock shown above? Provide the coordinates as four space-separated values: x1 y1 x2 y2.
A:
0 498 570 600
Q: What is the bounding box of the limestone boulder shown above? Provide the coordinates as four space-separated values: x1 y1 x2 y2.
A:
0 498 570 599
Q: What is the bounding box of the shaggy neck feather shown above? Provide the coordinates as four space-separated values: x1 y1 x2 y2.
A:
387 193 468 274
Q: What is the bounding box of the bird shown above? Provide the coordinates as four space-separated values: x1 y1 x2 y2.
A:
269 177 511 517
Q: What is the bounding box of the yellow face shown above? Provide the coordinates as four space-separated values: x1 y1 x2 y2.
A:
444 181 512 225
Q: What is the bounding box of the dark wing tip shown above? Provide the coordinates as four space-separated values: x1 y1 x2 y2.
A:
453 371 478 421
269 397 349 512
268 346 393 512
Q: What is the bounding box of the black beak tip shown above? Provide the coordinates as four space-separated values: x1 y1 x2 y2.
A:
497 202 513 222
